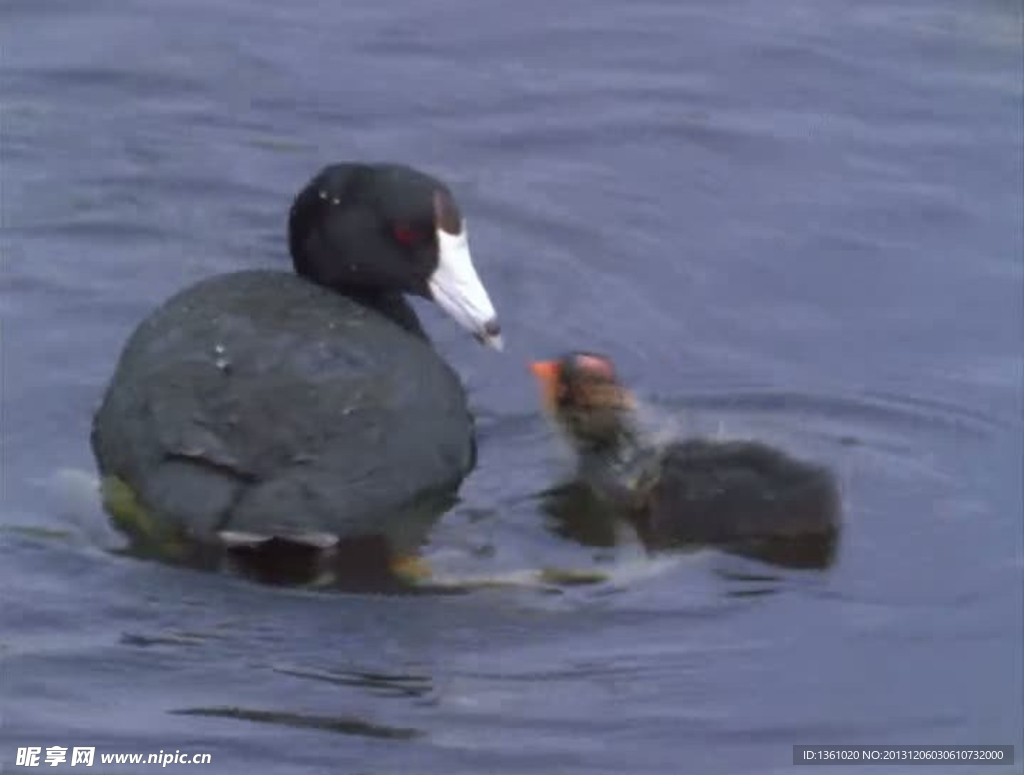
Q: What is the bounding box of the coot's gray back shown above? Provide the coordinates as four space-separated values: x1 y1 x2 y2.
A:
91 269 475 554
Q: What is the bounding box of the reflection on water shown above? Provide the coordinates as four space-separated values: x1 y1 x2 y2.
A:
170 706 422 740
271 665 435 701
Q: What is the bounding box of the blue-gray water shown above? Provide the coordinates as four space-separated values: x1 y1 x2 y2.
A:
2 1 1022 773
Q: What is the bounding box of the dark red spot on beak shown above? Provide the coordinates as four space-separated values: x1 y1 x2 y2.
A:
433 189 462 235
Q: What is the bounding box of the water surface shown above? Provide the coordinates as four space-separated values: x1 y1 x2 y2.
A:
2 0 1022 773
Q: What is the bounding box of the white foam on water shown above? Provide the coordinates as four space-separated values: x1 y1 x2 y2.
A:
36 467 125 550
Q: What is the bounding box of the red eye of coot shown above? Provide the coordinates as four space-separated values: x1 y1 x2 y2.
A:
393 225 421 246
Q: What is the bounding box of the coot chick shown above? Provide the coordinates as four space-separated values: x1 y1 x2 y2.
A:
91 163 502 586
530 352 841 568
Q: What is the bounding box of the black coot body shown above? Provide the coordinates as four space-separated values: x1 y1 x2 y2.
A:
91 163 501 583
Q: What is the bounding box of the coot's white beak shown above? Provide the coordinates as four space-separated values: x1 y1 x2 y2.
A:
429 222 503 351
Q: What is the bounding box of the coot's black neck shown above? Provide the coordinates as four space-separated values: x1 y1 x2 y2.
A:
345 288 428 341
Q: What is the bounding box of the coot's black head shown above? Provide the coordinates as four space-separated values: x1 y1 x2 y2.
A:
288 163 502 349
530 351 637 451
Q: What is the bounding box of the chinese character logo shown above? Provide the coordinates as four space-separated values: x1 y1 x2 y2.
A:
71 747 96 766
45 746 68 767
16 747 42 767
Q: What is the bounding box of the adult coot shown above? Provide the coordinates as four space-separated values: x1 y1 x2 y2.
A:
529 352 841 568
91 163 502 585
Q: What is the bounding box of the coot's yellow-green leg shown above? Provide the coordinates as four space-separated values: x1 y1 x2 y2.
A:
389 554 433 584
536 567 609 585
99 475 187 561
